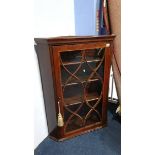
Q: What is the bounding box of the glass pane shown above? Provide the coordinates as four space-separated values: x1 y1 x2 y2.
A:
60 48 105 133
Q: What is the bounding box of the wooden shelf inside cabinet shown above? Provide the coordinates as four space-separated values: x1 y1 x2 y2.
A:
62 58 101 66
66 116 102 133
61 75 100 86
64 92 100 106
34 35 115 141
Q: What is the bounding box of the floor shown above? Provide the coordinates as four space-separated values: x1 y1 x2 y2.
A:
35 104 121 155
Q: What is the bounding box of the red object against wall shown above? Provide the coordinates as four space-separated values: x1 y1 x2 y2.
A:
103 0 121 100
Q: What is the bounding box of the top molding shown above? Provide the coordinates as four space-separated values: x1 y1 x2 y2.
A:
34 34 115 45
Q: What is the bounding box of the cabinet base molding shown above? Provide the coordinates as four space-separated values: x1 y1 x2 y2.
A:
49 123 107 141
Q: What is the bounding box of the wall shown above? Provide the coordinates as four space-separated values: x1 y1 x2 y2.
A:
74 0 97 35
34 0 75 37
34 0 75 148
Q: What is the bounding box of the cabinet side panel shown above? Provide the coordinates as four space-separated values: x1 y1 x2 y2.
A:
35 44 57 133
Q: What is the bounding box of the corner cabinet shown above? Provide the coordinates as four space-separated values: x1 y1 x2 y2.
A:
34 35 115 141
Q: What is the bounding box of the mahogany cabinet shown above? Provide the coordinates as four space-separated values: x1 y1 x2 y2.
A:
34 35 115 141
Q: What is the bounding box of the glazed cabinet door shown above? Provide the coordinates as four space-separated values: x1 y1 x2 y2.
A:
52 42 111 136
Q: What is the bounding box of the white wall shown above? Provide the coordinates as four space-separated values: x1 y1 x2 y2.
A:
34 0 75 148
108 67 118 99
34 0 75 37
34 54 48 149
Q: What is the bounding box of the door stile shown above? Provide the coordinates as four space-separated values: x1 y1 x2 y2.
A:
102 43 112 124
52 47 65 136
